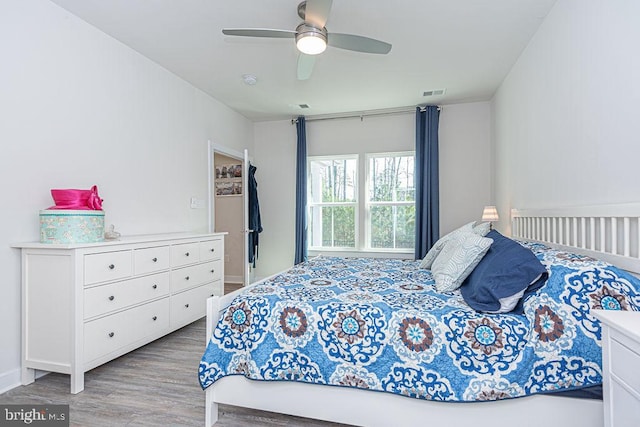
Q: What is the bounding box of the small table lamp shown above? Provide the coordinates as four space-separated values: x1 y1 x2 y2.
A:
482 205 499 229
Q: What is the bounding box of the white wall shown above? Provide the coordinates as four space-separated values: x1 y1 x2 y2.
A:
0 0 253 392
492 0 640 233
253 102 491 279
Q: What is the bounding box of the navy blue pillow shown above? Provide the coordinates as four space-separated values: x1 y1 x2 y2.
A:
460 230 548 314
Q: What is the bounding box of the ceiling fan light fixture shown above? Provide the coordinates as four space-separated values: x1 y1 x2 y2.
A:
295 24 327 55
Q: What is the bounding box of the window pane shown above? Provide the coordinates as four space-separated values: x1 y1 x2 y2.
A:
309 160 331 204
310 205 356 248
394 205 416 248
332 159 357 202
309 158 357 203
370 205 393 247
369 155 415 202
370 205 415 249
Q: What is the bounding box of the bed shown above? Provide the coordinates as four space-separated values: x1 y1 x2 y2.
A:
200 204 640 426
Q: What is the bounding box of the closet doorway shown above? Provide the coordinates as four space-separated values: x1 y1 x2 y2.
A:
208 143 252 290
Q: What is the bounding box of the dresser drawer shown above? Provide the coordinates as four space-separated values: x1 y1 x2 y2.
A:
170 283 213 329
134 246 170 275
170 261 219 293
84 272 170 319
611 335 640 394
84 250 132 285
84 297 170 363
200 239 223 261
171 242 200 267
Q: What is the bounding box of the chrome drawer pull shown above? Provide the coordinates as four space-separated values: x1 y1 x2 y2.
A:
185 252 190 257
152 284 158 289
108 264 115 270
152 316 157 321
152 257 158 262
108 295 115 301
185 303 189 308
108 332 115 338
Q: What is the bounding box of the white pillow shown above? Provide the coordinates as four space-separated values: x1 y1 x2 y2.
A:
419 222 475 269
486 273 543 314
431 232 493 293
473 221 491 237
419 238 448 269
420 221 489 269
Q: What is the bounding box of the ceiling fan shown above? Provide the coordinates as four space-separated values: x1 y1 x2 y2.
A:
222 0 392 80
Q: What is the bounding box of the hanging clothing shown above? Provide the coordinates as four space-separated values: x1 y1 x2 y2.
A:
248 163 263 268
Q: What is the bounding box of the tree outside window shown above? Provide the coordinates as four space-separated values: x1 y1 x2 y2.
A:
308 156 358 249
367 153 415 250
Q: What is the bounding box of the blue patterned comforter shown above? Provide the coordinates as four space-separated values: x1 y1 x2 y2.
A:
199 242 640 401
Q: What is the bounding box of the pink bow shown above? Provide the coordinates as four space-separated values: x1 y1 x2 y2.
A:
49 185 103 210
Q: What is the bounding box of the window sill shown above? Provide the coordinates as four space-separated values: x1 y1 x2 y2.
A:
308 249 414 259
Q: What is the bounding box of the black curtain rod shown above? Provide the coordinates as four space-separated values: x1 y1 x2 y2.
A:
291 105 441 125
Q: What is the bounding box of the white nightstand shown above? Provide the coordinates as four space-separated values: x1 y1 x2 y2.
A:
592 310 640 427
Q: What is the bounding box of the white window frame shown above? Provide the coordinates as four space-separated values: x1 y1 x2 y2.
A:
307 154 359 251
365 151 415 252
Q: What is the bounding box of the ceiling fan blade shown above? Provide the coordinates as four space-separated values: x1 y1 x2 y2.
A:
222 28 296 39
297 53 316 80
329 33 392 54
304 0 333 28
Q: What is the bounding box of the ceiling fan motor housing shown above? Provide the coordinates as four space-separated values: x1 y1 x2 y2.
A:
295 23 328 55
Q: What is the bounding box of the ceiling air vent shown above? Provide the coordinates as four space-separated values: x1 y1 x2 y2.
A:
298 104 310 109
423 89 446 97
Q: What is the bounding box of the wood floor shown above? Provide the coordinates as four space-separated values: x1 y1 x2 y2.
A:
0 285 348 427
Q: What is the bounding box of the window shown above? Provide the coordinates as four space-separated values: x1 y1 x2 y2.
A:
308 156 358 249
366 153 415 250
308 152 415 252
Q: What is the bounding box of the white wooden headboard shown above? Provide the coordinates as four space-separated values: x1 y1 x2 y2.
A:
511 203 640 275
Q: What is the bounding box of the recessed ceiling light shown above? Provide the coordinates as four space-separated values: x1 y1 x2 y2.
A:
242 74 257 85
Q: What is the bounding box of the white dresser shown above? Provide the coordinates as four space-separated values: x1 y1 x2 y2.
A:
14 232 226 393
592 310 640 427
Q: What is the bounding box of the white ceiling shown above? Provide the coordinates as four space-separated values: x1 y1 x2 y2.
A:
49 0 557 122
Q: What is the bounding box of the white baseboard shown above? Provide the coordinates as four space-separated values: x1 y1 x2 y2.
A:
0 369 49 395
224 275 243 284
0 368 20 395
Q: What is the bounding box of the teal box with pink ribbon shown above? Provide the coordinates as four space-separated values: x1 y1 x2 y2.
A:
39 210 105 244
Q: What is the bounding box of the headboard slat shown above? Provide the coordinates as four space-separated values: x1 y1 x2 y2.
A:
623 217 630 257
611 217 617 255
600 217 606 252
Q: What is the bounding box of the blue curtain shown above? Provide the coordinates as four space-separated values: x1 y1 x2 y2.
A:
415 106 440 259
294 116 307 264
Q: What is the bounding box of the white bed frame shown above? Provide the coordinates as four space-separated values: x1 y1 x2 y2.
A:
204 203 640 427
512 203 640 275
